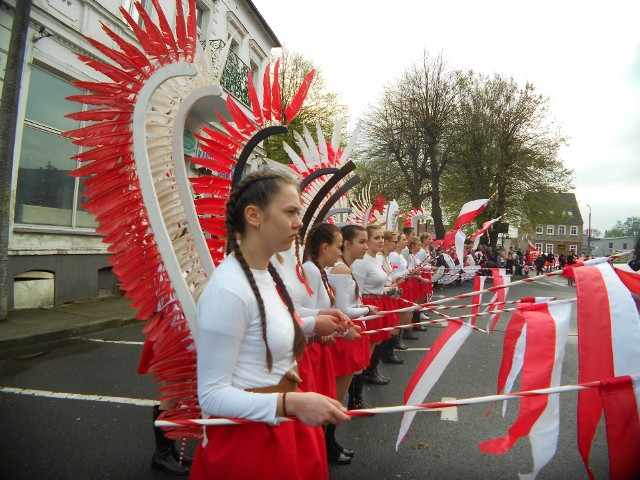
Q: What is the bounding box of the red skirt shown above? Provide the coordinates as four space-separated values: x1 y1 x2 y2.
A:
304 341 336 399
330 320 371 376
419 271 433 299
296 349 317 394
361 296 391 343
190 421 328 480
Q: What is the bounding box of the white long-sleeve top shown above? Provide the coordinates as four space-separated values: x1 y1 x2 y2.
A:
351 253 391 295
197 255 296 423
417 247 430 265
388 251 409 280
328 265 369 319
301 261 333 310
271 245 317 336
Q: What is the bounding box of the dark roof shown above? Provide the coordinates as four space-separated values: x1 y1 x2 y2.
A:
245 1 281 47
529 192 584 225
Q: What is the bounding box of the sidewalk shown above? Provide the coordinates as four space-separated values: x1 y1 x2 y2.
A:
0 295 138 359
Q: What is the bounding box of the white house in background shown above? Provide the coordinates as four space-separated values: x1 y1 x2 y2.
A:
587 236 637 258
0 0 280 308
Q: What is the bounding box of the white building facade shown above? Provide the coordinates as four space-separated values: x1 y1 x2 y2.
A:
0 0 280 308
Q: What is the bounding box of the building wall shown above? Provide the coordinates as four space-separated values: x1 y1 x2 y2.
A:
588 236 636 257
1 0 279 308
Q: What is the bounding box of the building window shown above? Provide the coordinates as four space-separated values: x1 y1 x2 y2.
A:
535 243 543 252
623 243 628 249
558 225 566 235
536 225 543 234
570 226 578 235
569 244 577 254
14 66 97 228
546 244 554 254
609 242 614 249
547 225 554 235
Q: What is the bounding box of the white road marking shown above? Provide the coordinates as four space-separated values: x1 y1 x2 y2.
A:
405 348 431 351
439 397 458 421
76 338 144 345
0 387 156 406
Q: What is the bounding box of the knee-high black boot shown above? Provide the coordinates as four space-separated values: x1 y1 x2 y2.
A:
152 406 190 476
381 338 404 364
363 344 389 385
325 424 352 464
348 373 371 410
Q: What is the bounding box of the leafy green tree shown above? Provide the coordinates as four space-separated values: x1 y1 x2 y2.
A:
443 73 572 246
262 48 349 163
605 216 640 237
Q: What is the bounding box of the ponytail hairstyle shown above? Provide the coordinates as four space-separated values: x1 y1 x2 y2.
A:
303 222 341 306
340 224 366 298
225 170 306 369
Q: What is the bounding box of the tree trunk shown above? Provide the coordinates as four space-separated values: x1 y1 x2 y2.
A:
0 0 33 321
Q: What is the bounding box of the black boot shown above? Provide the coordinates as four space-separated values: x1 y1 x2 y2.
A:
401 327 419 341
348 374 371 410
413 310 429 331
325 425 352 464
325 424 354 458
152 406 190 476
363 345 390 385
381 339 404 364
393 334 409 350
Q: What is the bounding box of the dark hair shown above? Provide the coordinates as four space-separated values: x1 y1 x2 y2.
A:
340 224 366 298
225 170 305 370
303 222 341 306
402 226 415 236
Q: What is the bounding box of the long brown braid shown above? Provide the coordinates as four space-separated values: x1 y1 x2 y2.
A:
340 224 367 298
225 170 305 370
303 223 341 307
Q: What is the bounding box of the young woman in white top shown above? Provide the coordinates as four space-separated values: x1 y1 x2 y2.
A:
302 222 362 465
390 232 419 346
193 171 350 480
352 226 401 384
329 225 378 410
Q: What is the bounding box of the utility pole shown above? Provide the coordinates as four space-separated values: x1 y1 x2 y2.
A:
586 204 592 259
0 0 33 321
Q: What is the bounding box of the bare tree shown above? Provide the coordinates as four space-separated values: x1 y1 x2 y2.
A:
358 51 463 238
0 0 33 321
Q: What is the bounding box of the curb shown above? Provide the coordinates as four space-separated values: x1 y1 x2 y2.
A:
0 316 139 361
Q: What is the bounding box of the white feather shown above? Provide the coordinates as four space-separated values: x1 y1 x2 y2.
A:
316 121 328 166
282 141 309 173
331 118 343 153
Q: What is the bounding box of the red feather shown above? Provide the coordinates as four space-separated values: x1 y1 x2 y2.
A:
226 96 256 136
75 54 142 87
66 108 130 122
215 111 247 142
262 63 272 121
99 22 152 72
119 6 163 59
285 69 315 124
271 59 282 122
134 3 172 64
185 0 197 61
150 0 180 60
247 70 264 126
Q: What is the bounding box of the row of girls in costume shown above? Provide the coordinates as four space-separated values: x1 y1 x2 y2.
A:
191 171 352 480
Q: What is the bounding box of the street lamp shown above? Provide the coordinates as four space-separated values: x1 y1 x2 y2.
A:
586 204 592 258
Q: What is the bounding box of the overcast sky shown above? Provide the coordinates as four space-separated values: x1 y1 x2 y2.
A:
252 0 640 233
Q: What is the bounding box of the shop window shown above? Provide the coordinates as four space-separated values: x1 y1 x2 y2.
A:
15 66 97 228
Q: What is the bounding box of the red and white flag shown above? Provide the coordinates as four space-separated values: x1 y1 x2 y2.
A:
454 197 491 229
484 269 511 333
480 300 572 480
470 275 488 326
470 215 503 250
575 262 640 479
396 321 474 449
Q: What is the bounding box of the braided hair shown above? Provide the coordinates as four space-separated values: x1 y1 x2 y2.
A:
340 224 366 298
303 223 341 307
225 170 306 370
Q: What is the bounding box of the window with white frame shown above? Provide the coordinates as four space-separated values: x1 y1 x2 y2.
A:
536 225 543 234
569 244 577 254
547 225 554 235
15 66 97 229
570 226 578 235
535 243 543 252
546 244 554 254
558 225 566 235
